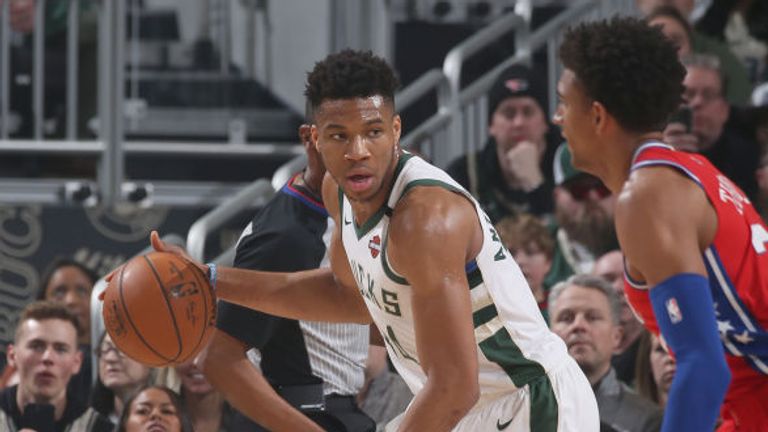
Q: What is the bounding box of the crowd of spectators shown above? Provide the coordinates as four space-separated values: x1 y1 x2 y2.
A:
1 1 767 431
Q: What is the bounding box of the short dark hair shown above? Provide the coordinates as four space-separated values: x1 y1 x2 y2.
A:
116 385 194 432
37 257 98 301
559 17 686 133
305 49 400 111
15 301 80 342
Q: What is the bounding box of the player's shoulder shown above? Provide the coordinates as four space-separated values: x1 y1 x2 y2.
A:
390 185 476 245
619 164 702 212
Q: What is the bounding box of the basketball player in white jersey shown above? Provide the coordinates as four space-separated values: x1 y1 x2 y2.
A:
147 49 597 431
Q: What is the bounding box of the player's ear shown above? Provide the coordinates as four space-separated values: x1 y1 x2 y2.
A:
6 344 16 369
311 125 320 151
592 101 608 134
392 114 402 144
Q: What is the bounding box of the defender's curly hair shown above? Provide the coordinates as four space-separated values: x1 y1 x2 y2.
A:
305 49 400 110
559 17 686 133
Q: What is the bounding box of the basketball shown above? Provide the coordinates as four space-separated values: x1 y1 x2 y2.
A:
102 251 216 367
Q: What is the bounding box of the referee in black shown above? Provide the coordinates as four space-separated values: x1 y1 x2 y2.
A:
201 106 374 432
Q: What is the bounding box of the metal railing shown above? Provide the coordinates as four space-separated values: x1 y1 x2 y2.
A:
0 0 296 207
404 0 639 165
186 178 274 261
438 12 528 167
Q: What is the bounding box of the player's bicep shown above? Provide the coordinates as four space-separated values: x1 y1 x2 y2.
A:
389 189 479 376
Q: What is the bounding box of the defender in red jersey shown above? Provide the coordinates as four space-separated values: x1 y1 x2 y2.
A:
554 18 768 432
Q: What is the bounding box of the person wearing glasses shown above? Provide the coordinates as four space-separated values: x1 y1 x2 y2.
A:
0 301 112 431
663 53 761 200
90 332 155 427
543 143 618 289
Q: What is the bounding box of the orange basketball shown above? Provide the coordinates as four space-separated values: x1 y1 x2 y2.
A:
102 251 216 367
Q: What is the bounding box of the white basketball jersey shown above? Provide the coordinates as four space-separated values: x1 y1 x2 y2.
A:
339 153 570 399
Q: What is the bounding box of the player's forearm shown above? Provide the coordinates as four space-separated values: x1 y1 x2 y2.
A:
202 342 324 432
396 375 479 431
215 266 371 323
649 274 731 432
661 353 729 432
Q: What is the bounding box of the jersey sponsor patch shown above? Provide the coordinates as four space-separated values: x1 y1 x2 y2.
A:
369 235 381 258
666 297 683 324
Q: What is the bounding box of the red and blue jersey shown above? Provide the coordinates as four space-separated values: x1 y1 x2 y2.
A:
624 142 768 402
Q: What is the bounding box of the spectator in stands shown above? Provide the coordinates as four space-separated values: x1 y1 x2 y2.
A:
175 358 259 432
646 6 692 58
38 258 98 400
38 259 96 348
0 258 99 395
549 275 663 432
664 53 761 199
91 332 154 425
543 144 617 289
696 0 768 83
635 331 676 408
201 109 374 431
495 214 554 320
636 0 752 104
116 385 193 432
592 250 644 387
0 301 112 431
446 64 559 222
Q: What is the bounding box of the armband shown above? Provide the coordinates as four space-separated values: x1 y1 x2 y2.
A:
649 273 730 432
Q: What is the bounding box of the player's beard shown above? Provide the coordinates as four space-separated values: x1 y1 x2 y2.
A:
556 202 618 257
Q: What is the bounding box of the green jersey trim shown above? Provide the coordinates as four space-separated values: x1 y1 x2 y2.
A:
351 152 414 240
528 374 559 432
338 187 345 240
474 303 547 387
380 176 477 286
381 232 408 285
401 179 463 197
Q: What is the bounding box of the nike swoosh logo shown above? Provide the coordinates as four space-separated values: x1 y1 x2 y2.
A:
344 217 352 225
496 417 513 430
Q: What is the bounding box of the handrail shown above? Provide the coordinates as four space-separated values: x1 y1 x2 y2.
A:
186 178 274 261
401 0 607 158
0 140 302 157
399 111 450 151
90 232 185 381
395 68 447 110
438 12 528 167
459 0 596 110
